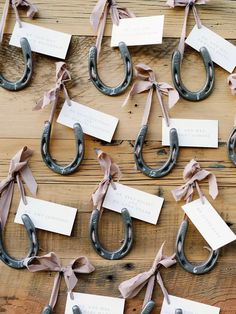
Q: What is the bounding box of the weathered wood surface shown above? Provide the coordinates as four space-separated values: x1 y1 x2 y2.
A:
0 0 236 313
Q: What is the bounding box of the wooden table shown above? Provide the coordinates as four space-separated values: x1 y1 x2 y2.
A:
0 0 235 313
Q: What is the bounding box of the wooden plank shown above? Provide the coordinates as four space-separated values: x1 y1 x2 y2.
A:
0 0 236 38
0 36 235 141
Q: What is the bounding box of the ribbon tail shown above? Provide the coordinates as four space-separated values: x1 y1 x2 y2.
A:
0 0 10 43
0 181 14 230
156 272 170 304
49 272 62 310
20 165 37 196
142 275 155 309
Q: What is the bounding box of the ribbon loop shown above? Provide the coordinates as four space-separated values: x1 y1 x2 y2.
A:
34 62 71 116
90 0 135 58
228 74 236 96
123 63 179 127
119 243 176 308
0 0 38 43
166 0 207 57
0 146 37 230
92 149 121 210
172 159 218 203
24 252 95 310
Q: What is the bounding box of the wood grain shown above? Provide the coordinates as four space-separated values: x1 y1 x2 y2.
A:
0 0 235 313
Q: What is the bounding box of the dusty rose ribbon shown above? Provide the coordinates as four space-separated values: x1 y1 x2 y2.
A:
171 159 218 204
119 242 176 308
0 0 38 43
166 0 207 57
90 0 135 58
123 63 179 127
92 149 121 210
24 252 95 310
0 146 37 229
34 62 71 122
228 74 236 96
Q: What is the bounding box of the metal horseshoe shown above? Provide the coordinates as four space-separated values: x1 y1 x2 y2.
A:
89 41 133 96
172 46 214 101
227 126 236 165
134 125 179 178
0 214 38 269
90 207 133 260
141 301 182 314
176 218 220 274
0 37 33 91
42 305 81 314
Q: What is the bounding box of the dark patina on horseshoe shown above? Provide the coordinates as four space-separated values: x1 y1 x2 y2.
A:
141 301 182 314
42 305 81 314
89 41 133 96
134 125 179 178
90 207 133 260
0 37 33 91
41 121 84 175
172 47 214 101
0 214 38 269
176 219 220 275
227 126 236 165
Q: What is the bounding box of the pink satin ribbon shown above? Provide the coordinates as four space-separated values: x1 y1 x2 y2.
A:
123 63 179 127
24 252 95 310
0 146 37 230
119 242 176 308
172 159 218 204
90 0 135 58
166 0 207 57
228 74 236 96
92 149 121 210
0 0 38 43
34 62 71 122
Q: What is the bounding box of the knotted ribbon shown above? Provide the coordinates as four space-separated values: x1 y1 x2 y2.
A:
228 74 236 96
123 63 179 127
90 0 135 58
92 149 121 210
0 146 37 230
171 159 218 204
166 0 207 57
34 62 71 121
0 0 38 43
119 243 176 308
24 252 95 311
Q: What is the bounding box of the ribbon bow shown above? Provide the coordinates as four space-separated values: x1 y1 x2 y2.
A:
0 146 37 230
123 63 179 127
0 0 38 43
228 74 236 96
34 62 71 116
24 252 95 311
92 149 121 210
166 0 207 57
119 243 176 308
172 159 218 203
90 0 135 58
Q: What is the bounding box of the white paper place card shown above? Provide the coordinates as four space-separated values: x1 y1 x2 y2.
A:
161 295 220 314
10 22 71 59
15 197 77 236
111 15 164 47
103 182 164 224
162 118 218 148
182 197 236 250
65 292 125 314
186 25 236 73
57 100 119 142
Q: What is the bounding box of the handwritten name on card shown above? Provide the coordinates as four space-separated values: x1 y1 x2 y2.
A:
186 25 236 73
161 295 220 314
57 100 119 143
103 183 164 224
162 118 218 148
10 22 71 59
111 15 164 47
182 197 236 250
15 197 77 236
65 292 125 314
